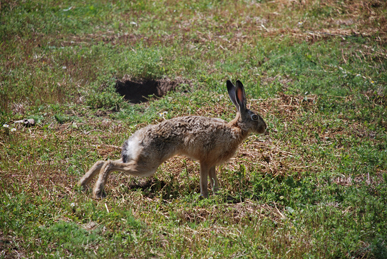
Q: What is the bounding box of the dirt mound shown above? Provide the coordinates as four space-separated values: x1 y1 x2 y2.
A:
116 77 191 103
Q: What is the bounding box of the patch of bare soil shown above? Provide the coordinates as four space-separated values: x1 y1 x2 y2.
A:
0 231 25 259
127 178 167 193
115 77 191 103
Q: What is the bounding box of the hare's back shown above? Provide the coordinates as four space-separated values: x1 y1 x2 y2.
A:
145 116 239 162
123 116 241 164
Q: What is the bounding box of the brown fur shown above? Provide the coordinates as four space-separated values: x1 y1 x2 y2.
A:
77 80 266 198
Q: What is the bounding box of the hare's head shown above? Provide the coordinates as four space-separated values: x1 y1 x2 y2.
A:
227 80 266 134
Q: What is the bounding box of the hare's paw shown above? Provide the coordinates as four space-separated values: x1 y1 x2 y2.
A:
93 189 107 199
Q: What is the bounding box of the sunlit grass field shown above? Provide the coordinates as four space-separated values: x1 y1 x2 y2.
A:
1 0 386 257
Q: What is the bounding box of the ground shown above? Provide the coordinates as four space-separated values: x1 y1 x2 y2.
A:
1 0 387 258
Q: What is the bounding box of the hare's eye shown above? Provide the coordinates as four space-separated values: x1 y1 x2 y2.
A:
251 114 258 121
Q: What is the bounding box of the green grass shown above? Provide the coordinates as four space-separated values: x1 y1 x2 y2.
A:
1 0 387 258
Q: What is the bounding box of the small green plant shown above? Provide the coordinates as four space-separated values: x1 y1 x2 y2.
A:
86 76 123 110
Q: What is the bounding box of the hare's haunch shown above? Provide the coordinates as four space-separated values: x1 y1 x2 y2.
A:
78 80 266 198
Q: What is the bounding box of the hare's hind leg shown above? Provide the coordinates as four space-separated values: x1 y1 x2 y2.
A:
209 166 219 194
93 159 159 199
78 160 107 188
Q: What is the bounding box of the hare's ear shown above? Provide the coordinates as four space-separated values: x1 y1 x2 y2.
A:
235 80 246 111
227 80 239 110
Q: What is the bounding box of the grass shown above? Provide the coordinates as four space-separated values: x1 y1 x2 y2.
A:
1 0 387 257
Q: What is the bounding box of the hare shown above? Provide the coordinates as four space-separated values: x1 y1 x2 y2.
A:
78 80 266 199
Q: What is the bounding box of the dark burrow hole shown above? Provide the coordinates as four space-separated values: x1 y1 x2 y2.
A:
116 78 191 103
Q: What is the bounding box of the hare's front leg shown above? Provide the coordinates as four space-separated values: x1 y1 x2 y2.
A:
209 166 219 194
199 163 211 198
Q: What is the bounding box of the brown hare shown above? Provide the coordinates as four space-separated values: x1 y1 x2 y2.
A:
78 80 266 199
